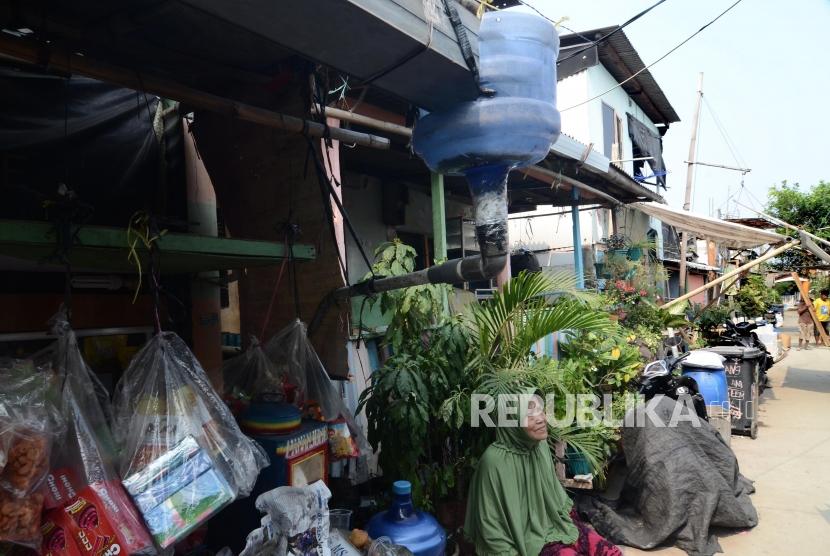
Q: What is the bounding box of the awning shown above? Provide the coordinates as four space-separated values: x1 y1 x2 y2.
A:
633 202 787 249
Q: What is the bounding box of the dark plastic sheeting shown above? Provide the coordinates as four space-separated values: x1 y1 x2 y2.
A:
0 63 182 226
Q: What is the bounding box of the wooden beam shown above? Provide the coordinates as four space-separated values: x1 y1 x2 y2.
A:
0 34 390 150
0 219 315 273
314 104 413 138
522 165 622 207
662 241 798 310
792 271 830 347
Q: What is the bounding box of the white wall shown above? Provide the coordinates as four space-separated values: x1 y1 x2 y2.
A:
586 65 660 176
510 64 664 259
555 71 591 144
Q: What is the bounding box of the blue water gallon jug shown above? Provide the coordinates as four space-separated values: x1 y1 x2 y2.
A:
366 481 446 556
681 350 728 409
412 8 560 176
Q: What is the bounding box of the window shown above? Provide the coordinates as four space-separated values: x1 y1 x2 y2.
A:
613 114 624 162
601 103 625 162
601 103 614 158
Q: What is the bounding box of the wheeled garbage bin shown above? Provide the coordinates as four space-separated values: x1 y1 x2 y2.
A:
705 346 764 439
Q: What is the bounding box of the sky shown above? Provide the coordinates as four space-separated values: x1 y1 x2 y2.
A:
527 0 830 217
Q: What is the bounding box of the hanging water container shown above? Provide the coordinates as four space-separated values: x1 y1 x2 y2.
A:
412 8 560 275
366 481 446 556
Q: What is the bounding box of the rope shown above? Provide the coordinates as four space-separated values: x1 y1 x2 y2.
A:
259 243 290 339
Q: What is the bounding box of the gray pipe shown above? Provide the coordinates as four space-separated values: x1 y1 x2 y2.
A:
333 171 509 299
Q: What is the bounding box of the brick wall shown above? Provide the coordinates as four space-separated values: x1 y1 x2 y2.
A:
192 109 350 376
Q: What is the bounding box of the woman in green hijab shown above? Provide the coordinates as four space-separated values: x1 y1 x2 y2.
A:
464 391 621 556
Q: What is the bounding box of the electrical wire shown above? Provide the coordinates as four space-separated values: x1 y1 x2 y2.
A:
552 0 669 65
561 0 745 112
703 96 746 168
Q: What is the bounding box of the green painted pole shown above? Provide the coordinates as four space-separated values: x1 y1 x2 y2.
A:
431 173 447 261
431 172 449 312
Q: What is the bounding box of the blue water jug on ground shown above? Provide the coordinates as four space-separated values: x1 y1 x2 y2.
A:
366 481 446 556
681 350 728 410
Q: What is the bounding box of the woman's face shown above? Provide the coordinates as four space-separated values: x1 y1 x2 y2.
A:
523 395 548 441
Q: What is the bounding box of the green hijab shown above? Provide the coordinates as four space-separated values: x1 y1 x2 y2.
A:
464 390 578 556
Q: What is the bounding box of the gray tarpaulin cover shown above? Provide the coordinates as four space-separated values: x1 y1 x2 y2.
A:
579 397 757 556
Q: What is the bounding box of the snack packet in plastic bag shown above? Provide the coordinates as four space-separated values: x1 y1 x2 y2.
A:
263 320 369 456
113 331 269 549
0 356 62 550
35 310 156 556
327 420 358 460
222 337 285 411
0 358 60 499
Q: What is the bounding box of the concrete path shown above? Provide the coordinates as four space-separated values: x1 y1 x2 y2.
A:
623 317 830 555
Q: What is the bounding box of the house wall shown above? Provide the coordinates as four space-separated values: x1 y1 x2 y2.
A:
193 109 350 377
585 65 659 175
343 177 471 284
509 64 664 273
556 71 591 144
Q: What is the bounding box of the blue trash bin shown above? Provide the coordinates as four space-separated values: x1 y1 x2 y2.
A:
681 350 728 410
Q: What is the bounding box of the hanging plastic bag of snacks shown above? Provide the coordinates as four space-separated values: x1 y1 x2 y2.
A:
35 310 155 556
0 356 61 550
112 331 269 550
222 336 286 414
263 320 368 458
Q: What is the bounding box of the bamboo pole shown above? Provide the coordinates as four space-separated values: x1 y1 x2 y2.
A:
522 165 622 207
791 272 830 347
0 34 390 150
662 241 799 310
734 201 830 250
679 73 705 294
312 104 413 138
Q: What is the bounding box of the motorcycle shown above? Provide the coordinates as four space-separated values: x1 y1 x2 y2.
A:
715 320 774 391
638 351 709 422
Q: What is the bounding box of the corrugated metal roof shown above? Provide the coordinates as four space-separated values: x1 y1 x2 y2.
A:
559 26 680 126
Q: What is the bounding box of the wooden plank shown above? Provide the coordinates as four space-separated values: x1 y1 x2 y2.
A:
0 219 315 273
792 272 830 347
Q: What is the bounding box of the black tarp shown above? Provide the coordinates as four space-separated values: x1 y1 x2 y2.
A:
579 397 758 556
0 63 183 226
627 113 667 189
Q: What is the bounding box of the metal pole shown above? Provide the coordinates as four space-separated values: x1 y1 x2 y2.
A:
431 172 449 311
571 187 585 289
431 173 447 261
679 72 704 294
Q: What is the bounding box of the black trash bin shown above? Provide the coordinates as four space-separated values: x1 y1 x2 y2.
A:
706 346 764 439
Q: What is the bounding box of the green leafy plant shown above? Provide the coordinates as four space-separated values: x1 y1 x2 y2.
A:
457 271 619 479
733 274 779 317
363 239 450 350
601 234 629 250
766 180 830 270
691 302 734 340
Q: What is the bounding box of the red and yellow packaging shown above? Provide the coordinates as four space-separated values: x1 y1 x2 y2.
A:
41 469 154 556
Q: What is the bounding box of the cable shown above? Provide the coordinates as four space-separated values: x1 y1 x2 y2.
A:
553 0 669 65
561 0 745 113
703 96 746 168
